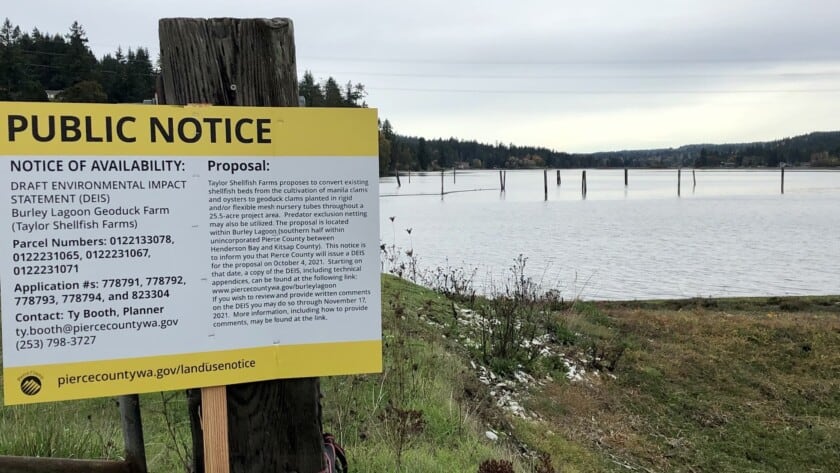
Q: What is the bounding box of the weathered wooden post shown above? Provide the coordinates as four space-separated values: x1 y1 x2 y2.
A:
781 165 785 194
159 18 324 473
0 457 131 473
395 168 401 187
453 166 456 183
581 170 587 197
544 168 548 200
119 395 148 473
408 168 411 183
624 168 628 186
677 168 682 196
556 169 561 186
692 169 696 188
441 169 444 195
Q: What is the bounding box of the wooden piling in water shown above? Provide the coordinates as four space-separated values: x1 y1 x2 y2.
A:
781 166 785 194
624 168 628 186
441 169 444 195
677 169 682 196
544 169 548 201
582 170 587 197
692 169 696 187
453 167 456 183
395 169 401 187
408 168 411 183
499 170 504 191
556 169 561 186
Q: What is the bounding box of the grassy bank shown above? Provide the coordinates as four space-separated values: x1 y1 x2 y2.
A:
530 297 840 472
2 276 839 472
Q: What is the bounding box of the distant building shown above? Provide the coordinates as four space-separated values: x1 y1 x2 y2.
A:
45 90 63 101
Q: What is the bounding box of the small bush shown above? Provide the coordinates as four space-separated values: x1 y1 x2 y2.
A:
477 255 554 374
477 459 515 473
586 338 627 372
551 319 577 346
780 299 806 311
534 451 556 473
536 354 569 379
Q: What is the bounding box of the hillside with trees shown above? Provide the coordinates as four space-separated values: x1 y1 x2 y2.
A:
0 19 155 103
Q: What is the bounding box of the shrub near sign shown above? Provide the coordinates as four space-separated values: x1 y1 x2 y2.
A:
0 101 382 405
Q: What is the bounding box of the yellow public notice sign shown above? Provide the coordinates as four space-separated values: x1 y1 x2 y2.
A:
0 102 382 405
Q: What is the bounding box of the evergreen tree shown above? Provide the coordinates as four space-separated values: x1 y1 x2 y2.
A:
61 21 97 87
299 72 366 109
343 80 366 107
123 47 155 101
98 47 154 103
26 30 71 90
378 120 392 176
298 71 324 107
98 50 122 101
381 119 395 142
417 137 429 170
323 77 343 106
380 119 402 172
0 18 45 100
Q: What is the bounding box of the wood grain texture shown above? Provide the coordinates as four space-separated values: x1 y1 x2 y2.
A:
226 378 324 473
159 17 324 473
201 386 230 473
159 18 298 107
118 395 148 473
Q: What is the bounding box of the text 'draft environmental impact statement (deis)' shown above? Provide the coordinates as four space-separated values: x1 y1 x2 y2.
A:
0 102 382 405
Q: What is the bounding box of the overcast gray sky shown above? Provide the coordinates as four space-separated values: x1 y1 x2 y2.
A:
6 0 840 152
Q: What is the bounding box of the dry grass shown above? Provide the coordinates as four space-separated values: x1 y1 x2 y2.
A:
527 298 840 472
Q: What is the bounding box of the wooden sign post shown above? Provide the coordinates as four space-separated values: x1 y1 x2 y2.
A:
201 387 230 473
159 18 326 473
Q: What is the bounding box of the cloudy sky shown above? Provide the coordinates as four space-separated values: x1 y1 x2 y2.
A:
6 1 840 152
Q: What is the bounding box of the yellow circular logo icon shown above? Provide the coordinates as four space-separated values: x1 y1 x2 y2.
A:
20 375 42 396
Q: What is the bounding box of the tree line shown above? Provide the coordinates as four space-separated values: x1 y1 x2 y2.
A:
377 114 840 175
2 18 838 174
0 19 155 103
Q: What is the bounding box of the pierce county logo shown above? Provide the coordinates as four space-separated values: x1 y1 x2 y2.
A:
20 375 42 396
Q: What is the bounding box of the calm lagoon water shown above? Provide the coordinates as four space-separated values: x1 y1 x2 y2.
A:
380 169 840 300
